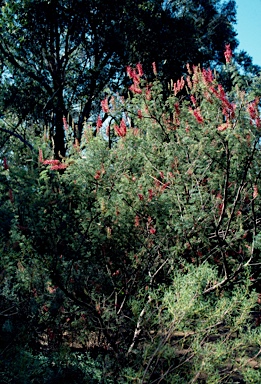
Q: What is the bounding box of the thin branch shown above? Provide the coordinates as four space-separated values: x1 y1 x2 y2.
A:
203 263 242 294
127 259 169 356
0 127 34 150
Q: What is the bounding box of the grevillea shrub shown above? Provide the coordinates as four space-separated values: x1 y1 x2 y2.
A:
1 55 261 382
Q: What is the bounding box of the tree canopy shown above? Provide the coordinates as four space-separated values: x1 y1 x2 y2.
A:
0 0 242 157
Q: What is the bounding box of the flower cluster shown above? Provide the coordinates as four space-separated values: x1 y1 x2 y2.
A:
247 97 261 127
190 107 204 124
114 119 127 137
101 98 109 113
127 63 144 94
96 115 103 132
38 149 69 170
173 76 185 96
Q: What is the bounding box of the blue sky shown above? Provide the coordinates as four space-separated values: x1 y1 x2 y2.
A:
235 0 261 66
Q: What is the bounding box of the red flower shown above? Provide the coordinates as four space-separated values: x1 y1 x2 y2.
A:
149 227 156 235
217 123 229 132
38 149 43 163
202 68 214 84
247 98 259 121
138 193 144 200
186 75 192 89
255 117 261 128
190 95 197 106
96 115 103 132
94 170 101 180
115 119 127 137
126 66 140 84
224 44 232 64
101 98 109 113
148 189 154 200
136 63 144 77
120 119 127 136
174 103 180 116
173 77 185 96
146 86 152 100
190 107 204 124
137 109 142 119
62 116 68 131
152 62 157 76
43 159 60 165
126 65 132 78
160 182 170 192
186 63 192 74
50 163 68 171
129 84 142 94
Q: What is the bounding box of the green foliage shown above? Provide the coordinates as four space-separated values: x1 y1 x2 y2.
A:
140 263 259 383
1 58 261 382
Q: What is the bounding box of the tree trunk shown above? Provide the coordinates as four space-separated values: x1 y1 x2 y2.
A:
53 89 66 159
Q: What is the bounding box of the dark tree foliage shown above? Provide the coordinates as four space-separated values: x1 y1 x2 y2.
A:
0 0 240 157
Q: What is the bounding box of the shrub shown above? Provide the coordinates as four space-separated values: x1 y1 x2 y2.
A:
1 54 261 382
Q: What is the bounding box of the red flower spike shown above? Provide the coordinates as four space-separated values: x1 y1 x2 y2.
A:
161 182 170 192
38 149 43 163
50 163 68 171
148 189 154 200
173 77 185 96
174 103 180 116
120 119 127 136
129 84 142 94
126 66 132 77
190 95 197 106
190 107 204 124
186 76 192 89
224 44 232 64
115 120 127 137
43 159 60 165
62 116 68 131
186 63 192 74
96 115 103 132
256 117 261 128
217 123 229 132
94 170 101 180
126 66 140 84
152 62 157 76
145 88 151 100
134 215 140 227
136 63 144 77
101 98 109 113
202 68 214 84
